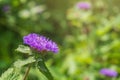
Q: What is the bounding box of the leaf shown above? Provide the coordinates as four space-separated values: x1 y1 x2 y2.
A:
0 68 13 80
36 56 53 80
15 45 32 55
0 68 22 80
0 57 36 80
14 56 36 68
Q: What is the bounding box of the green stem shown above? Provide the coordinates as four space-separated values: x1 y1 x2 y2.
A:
23 64 31 80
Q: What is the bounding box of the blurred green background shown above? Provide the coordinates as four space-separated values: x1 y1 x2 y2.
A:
0 0 120 80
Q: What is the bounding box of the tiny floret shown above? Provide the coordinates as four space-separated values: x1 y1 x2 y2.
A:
23 33 59 53
100 68 118 77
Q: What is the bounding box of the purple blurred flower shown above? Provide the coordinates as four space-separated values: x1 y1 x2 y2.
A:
100 68 118 77
2 5 10 12
76 2 91 10
23 33 59 53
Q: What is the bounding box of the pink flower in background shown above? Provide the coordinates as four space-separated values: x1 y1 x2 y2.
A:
76 2 91 10
100 68 118 77
2 5 10 12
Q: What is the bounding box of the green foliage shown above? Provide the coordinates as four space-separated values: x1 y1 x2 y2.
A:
0 68 22 80
0 45 54 80
0 56 36 80
36 55 53 80
16 45 32 55
16 45 53 80
13 57 35 68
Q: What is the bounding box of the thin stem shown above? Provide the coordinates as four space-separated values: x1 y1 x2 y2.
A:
23 64 31 80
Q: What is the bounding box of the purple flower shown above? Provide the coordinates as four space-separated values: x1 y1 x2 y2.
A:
76 2 91 10
100 68 118 77
23 33 59 53
2 5 10 12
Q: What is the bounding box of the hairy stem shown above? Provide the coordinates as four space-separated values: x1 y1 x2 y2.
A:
23 64 31 80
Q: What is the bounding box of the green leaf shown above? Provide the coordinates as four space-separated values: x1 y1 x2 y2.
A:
0 68 22 80
36 56 53 80
15 45 32 55
14 56 36 68
0 57 36 80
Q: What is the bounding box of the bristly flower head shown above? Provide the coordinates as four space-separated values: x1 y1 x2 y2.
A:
76 2 91 10
100 68 118 77
23 33 59 53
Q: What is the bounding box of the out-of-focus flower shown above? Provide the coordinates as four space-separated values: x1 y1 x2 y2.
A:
23 33 59 53
19 10 30 19
76 2 91 10
100 68 118 77
2 5 10 12
30 6 45 14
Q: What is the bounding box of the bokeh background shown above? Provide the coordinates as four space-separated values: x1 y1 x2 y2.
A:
0 0 120 80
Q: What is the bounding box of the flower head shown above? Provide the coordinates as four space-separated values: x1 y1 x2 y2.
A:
100 68 118 77
76 2 91 10
23 33 59 53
